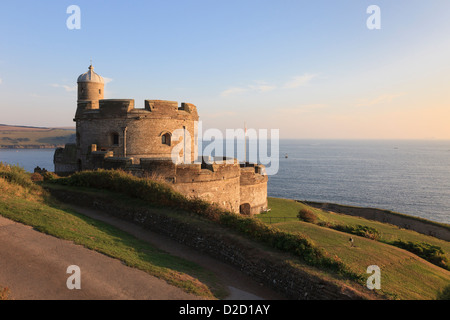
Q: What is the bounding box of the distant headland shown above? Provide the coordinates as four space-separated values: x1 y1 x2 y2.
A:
0 124 75 149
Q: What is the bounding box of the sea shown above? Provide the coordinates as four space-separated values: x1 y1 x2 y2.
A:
1 139 449 224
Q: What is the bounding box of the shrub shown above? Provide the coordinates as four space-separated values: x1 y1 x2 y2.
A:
437 284 450 300
0 287 11 300
30 172 44 182
325 224 381 241
42 171 58 181
391 240 449 271
297 208 318 224
0 162 38 191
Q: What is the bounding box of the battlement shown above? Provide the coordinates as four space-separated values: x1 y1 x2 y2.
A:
144 100 197 114
240 163 268 185
76 99 198 120
100 99 135 115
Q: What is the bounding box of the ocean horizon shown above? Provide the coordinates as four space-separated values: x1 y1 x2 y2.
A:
1 139 449 224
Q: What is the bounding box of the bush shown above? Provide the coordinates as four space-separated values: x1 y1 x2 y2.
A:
0 162 38 191
297 208 318 224
391 240 449 271
437 284 450 300
30 172 44 182
0 287 11 300
324 223 381 241
42 171 58 181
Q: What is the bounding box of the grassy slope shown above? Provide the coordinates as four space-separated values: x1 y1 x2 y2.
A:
0 173 224 299
259 197 450 300
0 125 75 147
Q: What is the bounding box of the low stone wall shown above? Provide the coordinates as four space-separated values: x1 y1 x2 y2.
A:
302 201 450 241
47 187 374 300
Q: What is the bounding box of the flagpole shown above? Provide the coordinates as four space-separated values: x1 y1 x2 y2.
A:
244 121 247 166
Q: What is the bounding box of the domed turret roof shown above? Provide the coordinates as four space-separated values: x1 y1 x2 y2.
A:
77 65 104 84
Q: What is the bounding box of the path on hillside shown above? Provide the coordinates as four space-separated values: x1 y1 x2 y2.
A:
0 215 200 300
66 204 285 300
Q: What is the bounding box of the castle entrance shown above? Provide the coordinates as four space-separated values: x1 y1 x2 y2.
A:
239 203 251 215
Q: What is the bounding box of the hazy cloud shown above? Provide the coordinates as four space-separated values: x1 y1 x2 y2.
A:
220 81 276 97
277 104 327 115
221 73 319 97
202 111 238 119
284 73 318 89
103 77 113 84
51 83 77 92
356 93 406 107
220 87 249 97
0 78 2 84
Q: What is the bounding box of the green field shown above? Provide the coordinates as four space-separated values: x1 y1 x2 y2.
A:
0 124 75 148
258 197 450 299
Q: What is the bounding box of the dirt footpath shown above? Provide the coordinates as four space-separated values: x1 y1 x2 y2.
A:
0 215 200 300
66 205 285 300
0 207 285 300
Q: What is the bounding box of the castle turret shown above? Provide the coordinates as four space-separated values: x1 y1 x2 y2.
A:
77 64 104 106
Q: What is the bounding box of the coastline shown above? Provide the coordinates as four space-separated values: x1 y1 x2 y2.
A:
0 145 62 149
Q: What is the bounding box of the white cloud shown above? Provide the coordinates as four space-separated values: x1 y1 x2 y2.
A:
284 73 318 89
248 83 276 93
202 111 238 119
356 93 406 107
220 73 319 97
277 104 327 115
103 77 113 84
51 83 77 92
220 81 276 97
220 87 248 97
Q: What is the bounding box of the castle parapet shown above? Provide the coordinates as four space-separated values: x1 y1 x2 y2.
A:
144 100 198 117
103 157 133 170
100 99 135 116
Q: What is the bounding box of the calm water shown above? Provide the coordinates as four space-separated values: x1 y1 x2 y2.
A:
1 140 449 224
269 140 450 224
0 149 56 172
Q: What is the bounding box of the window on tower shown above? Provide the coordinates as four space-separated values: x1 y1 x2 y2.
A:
162 132 171 146
112 133 119 146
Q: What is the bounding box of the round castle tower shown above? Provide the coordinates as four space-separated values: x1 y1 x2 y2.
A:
73 65 199 170
77 65 104 102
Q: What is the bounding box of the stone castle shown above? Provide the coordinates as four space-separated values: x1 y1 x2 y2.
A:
54 65 268 215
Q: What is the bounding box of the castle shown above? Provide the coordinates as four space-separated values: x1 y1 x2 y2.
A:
54 65 268 215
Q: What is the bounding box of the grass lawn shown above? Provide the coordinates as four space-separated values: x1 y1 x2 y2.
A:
262 197 450 261
258 197 450 300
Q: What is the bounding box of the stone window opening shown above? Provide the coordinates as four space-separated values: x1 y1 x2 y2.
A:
161 132 171 146
76 133 80 147
111 132 120 146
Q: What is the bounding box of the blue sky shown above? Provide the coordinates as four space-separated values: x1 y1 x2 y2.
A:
1 1 450 138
